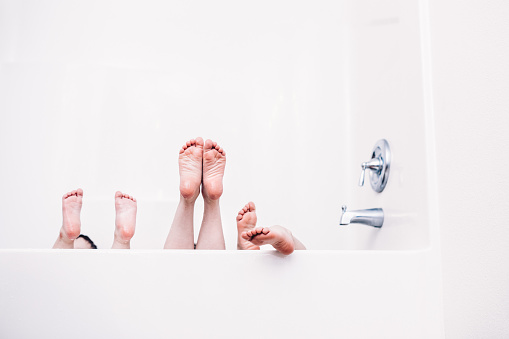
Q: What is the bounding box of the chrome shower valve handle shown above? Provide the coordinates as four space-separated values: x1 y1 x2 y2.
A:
358 158 383 186
358 139 391 193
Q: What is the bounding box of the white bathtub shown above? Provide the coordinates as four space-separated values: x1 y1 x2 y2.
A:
0 249 443 338
0 0 444 337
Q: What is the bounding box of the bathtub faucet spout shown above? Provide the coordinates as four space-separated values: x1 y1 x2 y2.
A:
339 205 384 228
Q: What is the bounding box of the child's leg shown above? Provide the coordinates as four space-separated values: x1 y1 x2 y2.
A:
236 201 260 250
164 197 197 249
164 138 204 249
196 139 226 250
196 199 225 249
111 191 137 249
241 225 306 255
53 189 83 249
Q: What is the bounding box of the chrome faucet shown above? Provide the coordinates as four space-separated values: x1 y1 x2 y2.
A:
339 205 384 228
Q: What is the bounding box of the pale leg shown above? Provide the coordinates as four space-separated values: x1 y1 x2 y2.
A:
236 202 260 250
196 198 225 249
112 191 137 249
241 225 307 255
53 188 83 249
164 137 203 249
196 139 226 250
164 197 196 249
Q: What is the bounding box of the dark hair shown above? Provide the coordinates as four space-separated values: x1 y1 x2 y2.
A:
77 234 97 249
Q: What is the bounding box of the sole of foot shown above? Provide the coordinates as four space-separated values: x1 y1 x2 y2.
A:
202 139 226 201
61 188 83 240
236 202 260 250
241 225 295 255
114 191 137 242
179 137 204 201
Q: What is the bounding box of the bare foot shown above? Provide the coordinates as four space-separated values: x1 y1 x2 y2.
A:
241 225 295 255
202 139 226 201
114 191 137 244
179 137 204 201
236 202 259 250
61 188 83 241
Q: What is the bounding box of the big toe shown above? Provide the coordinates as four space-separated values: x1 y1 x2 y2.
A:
195 137 204 147
204 139 215 151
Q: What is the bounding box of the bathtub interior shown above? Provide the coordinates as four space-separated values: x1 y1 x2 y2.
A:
0 0 432 251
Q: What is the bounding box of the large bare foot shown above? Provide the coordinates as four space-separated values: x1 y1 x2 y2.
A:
241 225 296 255
114 191 137 244
202 139 226 201
61 188 83 241
236 202 259 250
179 137 204 201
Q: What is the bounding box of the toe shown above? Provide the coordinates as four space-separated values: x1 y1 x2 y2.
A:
248 202 256 211
241 232 250 240
204 139 213 150
186 140 191 147
115 191 123 198
195 137 204 146
77 188 84 196
237 214 242 221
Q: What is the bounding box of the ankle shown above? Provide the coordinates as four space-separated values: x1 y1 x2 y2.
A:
114 225 135 242
180 195 198 205
59 229 75 244
112 236 131 249
113 236 130 245
203 195 220 205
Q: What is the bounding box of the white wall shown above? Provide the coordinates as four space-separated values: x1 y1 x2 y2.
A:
343 0 432 250
0 0 437 252
0 0 349 250
429 0 509 337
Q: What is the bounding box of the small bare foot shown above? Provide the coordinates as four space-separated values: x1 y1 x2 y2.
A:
61 188 83 241
236 202 259 250
202 139 226 201
114 191 137 244
179 137 204 201
241 225 295 255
